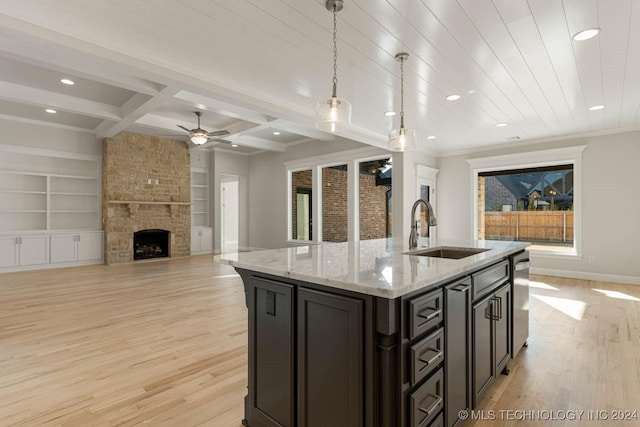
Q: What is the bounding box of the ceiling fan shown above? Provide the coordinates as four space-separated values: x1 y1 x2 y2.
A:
177 111 232 148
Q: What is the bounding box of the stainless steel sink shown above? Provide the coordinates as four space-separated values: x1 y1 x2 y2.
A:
405 246 490 259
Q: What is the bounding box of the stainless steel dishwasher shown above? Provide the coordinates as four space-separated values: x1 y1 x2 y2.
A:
511 250 530 357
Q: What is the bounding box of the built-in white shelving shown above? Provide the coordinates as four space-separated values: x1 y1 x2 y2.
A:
190 167 213 254
0 145 103 272
190 168 209 227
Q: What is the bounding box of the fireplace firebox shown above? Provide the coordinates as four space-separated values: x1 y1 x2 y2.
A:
133 229 170 260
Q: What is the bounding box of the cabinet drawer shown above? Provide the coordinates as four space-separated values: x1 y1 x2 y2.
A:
409 328 444 386
409 368 444 427
428 413 444 427
408 289 443 340
472 260 509 300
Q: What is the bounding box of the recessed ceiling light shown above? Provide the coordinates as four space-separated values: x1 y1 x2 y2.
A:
427 135 436 140
45 108 57 114
572 28 600 41
589 104 605 111
60 78 74 85
231 144 238 148
446 94 461 101
273 131 281 135
496 123 508 127
384 111 396 117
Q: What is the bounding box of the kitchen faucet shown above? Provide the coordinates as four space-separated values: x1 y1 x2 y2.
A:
409 198 437 250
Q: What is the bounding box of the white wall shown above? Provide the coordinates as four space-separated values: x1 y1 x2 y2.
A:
212 150 249 251
0 118 101 155
437 130 640 283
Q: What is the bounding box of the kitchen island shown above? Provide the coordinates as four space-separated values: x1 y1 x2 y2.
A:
219 237 529 427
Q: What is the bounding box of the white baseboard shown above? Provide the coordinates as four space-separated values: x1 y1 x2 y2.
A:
0 259 103 274
531 267 640 286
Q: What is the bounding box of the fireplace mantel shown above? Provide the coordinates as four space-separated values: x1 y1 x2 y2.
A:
107 200 190 219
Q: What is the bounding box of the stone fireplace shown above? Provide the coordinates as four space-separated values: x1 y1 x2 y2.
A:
102 132 191 264
133 229 170 260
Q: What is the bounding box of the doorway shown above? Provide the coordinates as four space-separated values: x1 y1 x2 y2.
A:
221 175 239 252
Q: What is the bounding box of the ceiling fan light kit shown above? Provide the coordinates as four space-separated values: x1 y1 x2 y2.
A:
178 111 230 146
389 53 416 152
315 0 351 133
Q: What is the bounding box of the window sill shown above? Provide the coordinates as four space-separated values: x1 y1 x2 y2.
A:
530 249 582 261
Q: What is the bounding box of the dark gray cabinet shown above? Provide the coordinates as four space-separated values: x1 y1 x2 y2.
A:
297 288 363 427
246 277 295 427
241 273 364 427
237 252 519 427
444 278 472 427
472 282 511 406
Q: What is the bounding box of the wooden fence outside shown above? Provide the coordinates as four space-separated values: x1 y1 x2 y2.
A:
484 211 574 242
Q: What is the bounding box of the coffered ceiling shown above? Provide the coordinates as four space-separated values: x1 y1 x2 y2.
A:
0 0 638 156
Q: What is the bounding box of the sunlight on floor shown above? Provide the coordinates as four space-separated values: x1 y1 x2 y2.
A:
592 288 640 301
531 293 586 320
529 280 559 291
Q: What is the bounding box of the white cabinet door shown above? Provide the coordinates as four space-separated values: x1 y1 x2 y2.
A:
200 228 213 251
77 232 103 262
19 235 48 266
0 237 19 268
50 234 77 264
191 229 201 252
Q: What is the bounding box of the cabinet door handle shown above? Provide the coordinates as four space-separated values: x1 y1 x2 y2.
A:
452 284 471 292
417 308 441 322
418 349 443 371
497 296 502 320
487 298 500 321
418 394 442 417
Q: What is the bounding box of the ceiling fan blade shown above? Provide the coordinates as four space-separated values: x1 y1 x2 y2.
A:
177 125 192 133
209 138 233 144
207 130 230 137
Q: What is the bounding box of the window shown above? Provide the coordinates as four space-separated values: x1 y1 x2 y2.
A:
468 146 585 256
286 147 393 243
322 164 348 242
291 169 312 241
359 157 392 240
479 165 574 253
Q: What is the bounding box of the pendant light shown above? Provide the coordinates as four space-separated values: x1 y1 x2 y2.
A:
389 53 416 151
315 0 351 133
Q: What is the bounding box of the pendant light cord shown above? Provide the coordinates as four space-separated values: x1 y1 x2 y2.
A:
399 56 405 129
332 4 338 98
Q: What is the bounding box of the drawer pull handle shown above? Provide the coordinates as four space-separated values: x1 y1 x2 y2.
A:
418 350 443 371
418 394 442 417
417 308 441 321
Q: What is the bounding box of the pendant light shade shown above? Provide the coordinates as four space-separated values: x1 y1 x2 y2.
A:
316 0 351 132
389 127 416 151
316 96 351 133
389 53 416 151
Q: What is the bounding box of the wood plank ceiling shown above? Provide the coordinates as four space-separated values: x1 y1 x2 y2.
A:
0 0 638 155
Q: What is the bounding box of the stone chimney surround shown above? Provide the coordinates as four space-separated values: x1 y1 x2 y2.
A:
102 132 191 264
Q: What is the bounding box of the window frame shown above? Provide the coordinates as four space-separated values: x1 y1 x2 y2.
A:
467 146 586 258
285 147 391 244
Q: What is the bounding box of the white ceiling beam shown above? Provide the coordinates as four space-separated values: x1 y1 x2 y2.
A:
174 91 273 124
0 81 121 121
266 119 336 142
231 135 287 152
96 86 182 139
0 18 163 96
0 113 96 134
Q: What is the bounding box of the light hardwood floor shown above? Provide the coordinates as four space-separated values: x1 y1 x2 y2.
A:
1 257 638 426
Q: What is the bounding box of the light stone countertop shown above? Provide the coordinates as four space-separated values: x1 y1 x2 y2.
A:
217 238 529 299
